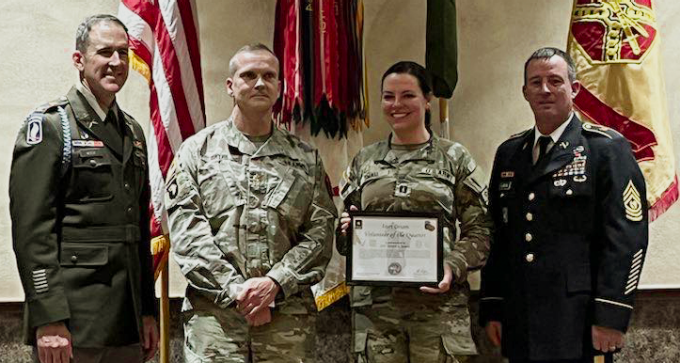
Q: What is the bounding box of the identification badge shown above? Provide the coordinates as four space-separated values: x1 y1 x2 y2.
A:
500 171 515 178
72 140 104 148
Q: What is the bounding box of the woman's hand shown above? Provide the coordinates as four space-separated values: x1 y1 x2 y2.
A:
420 263 453 294
339 205 358 235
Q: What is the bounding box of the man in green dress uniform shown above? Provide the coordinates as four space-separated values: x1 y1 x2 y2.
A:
10 14 158 363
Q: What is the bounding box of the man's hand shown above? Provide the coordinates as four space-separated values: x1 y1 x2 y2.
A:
236 277 280 323
142 316 159 361
339 205 358 235
485 321 502 347
245 307 272 327
36 322 72 363
592 325 624 353
420 263 453 294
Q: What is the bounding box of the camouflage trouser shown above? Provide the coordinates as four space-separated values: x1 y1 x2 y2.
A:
183 292 317 363
352 287 477 363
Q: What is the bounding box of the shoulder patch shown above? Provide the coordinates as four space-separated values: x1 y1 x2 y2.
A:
582 122 615 139
26 112 44 145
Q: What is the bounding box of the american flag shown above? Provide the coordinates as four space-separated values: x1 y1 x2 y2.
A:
118 0 206 279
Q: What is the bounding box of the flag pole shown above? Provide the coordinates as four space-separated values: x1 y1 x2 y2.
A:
439 98 450 139
160 260 170 363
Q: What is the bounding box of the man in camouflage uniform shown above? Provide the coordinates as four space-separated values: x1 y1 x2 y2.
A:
338 133 492 362
10 14 158 363
165 44 337 363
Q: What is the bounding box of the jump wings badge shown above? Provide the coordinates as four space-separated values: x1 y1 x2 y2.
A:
623 180 643 221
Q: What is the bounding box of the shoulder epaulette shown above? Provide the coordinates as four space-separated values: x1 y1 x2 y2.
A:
33 96 68 114
582 122 619 139
508 128 531 141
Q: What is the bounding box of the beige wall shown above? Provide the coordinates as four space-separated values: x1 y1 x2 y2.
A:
0 0 678 301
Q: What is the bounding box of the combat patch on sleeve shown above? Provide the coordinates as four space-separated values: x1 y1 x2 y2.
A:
166 159 179 203
325 175 336 198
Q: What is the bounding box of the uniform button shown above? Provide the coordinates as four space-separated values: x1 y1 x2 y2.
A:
71 255 78 263
127 207 133 214
528 192 535 201
526 253 535 263
526 213 533 221
89 159 97 167
124 182 131 191
566 189 573 196
525 233 533 242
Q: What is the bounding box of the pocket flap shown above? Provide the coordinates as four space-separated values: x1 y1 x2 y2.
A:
266 172 296 208
74 149 111 168
60 244 108 267
441 332 478 356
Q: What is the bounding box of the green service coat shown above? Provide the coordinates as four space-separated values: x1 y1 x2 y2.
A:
10 86 156 347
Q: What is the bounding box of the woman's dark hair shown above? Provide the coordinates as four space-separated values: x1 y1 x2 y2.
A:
380 61 434 129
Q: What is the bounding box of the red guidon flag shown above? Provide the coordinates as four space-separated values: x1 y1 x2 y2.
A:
118 0 206 279
568 0 678 221
274 0 367 310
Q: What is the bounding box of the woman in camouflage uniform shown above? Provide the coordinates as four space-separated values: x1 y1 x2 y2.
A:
338 61 492 363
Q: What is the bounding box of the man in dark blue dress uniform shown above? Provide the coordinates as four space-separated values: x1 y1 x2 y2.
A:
480 47 648 363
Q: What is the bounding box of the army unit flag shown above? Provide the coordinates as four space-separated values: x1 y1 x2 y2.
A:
426 0 458 99
274 0 367 310
274 0 367 138
118 0 206 279
568 0 678 221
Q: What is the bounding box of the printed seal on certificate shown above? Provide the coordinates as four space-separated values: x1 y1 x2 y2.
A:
346 212 443 287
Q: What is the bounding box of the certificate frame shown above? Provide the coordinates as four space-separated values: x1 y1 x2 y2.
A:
346 211 443 287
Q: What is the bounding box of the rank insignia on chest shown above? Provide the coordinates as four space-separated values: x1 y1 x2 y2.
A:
72 140 104 148
394 183 411 197
553 156 587 178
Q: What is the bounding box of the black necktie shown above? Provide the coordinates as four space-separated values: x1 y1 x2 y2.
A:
535 136 552 165
103 109 123 156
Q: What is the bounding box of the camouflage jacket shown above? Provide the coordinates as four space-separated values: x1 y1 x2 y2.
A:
166 118 337 311
338 134 492 305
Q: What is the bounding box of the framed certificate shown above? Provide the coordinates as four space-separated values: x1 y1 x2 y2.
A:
346 212 443 287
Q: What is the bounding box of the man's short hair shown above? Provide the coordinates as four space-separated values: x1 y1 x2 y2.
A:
75 14 128 53
523 47 577 85
228 43 279 76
